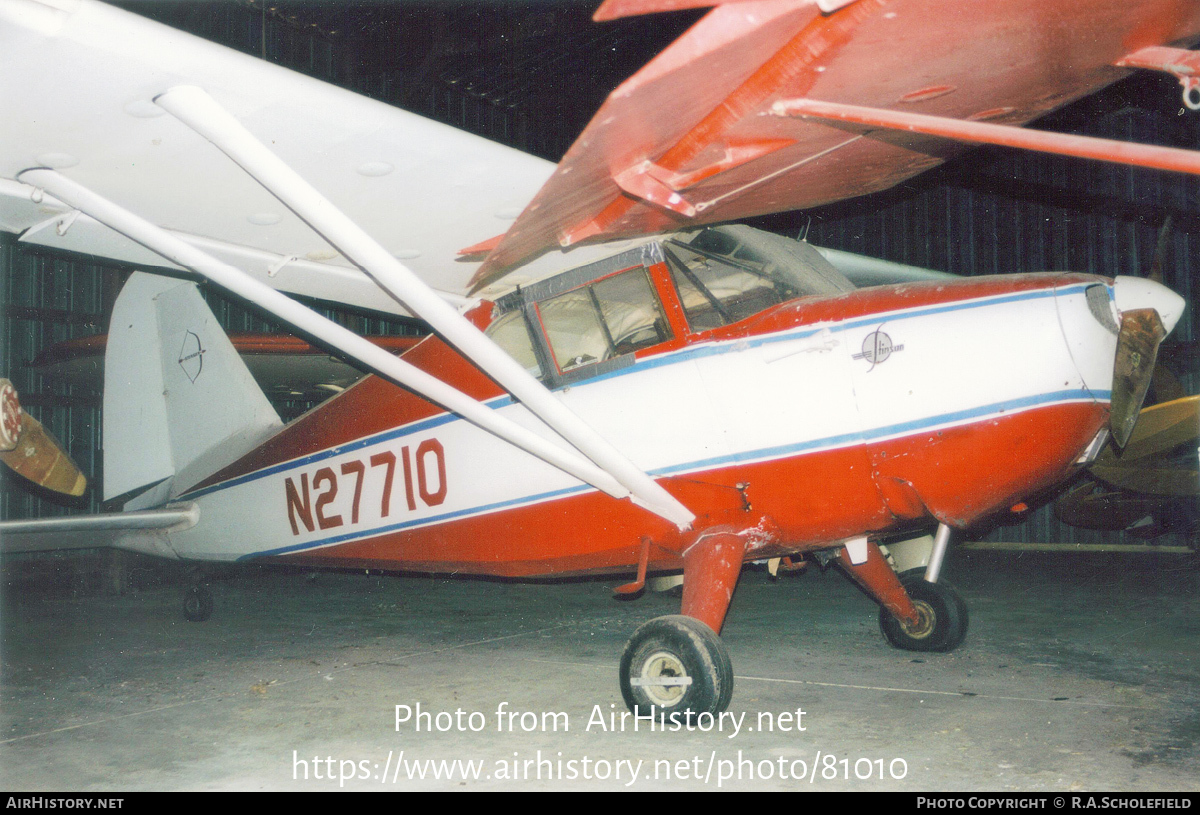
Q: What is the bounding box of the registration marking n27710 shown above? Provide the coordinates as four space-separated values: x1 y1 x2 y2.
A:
283 438 447 536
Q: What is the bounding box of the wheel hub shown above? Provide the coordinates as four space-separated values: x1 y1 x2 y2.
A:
637 650 689 707
900 599 936 640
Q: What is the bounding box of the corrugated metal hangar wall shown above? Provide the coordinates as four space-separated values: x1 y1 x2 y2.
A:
2 2 1196 557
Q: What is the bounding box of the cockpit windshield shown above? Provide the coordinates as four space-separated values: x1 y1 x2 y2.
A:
664 225 854 331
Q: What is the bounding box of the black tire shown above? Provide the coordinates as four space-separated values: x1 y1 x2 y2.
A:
879 573 967 652
896 568 969 636
183 584 213 623
619 615 733 720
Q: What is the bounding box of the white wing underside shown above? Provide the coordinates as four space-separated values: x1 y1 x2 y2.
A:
0 0 555 313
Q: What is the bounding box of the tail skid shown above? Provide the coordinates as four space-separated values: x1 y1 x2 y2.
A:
104 273 282 509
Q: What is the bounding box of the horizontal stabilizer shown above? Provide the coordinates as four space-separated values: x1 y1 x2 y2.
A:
0 503 198 557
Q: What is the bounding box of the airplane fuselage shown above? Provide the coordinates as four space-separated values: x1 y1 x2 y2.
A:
167 261 1118 578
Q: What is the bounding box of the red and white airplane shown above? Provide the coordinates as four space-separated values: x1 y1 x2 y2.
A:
1 0 1196 719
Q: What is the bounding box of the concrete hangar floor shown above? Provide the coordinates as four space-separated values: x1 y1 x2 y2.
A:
1 548 1197 791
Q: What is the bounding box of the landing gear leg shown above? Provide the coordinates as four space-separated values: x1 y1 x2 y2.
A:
837 537 968 652
924 523 953 583
619 532 743 719
912 522 969 647
182 566 213 622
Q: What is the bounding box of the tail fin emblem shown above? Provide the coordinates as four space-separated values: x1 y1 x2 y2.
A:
178 330 206 383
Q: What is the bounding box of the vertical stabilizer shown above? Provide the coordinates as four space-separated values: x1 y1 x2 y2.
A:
104 273 282 507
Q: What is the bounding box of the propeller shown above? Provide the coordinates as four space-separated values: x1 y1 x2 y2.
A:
1109 306 1167 449
1108 216 1191 448
0 378 87 498
1107 224 1187 449
1055 222 1195 537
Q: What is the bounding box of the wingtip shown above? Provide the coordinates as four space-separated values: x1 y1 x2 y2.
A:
593 0 717 22
457 232 505 259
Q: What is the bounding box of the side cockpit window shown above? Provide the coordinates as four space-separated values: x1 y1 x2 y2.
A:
537 267 671 373
484 264 673 384
592 268 671 356
484 309 542 377
538 287 611 372
667 240 787 330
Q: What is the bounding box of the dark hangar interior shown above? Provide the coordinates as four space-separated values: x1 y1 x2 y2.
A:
1 0 1198 793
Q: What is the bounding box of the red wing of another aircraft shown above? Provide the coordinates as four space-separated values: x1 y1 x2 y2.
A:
472 0 1200 287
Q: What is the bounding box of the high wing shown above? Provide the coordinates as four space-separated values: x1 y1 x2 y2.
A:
472 0 1200 288
0 0 554 312
11 0 1200 302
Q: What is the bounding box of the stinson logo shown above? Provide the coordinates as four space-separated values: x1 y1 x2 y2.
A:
853 329 903 371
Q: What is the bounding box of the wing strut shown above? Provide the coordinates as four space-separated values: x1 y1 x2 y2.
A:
771 98 1200 177
150 86 694 530
18 168 674 520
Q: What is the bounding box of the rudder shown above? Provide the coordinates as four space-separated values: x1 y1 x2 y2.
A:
104 272 282 508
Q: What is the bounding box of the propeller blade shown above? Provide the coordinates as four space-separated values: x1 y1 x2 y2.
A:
1091 395 1199 497
0 379 87 497
1109 308 1167 450
1 379 20 452
1147 215 1173 285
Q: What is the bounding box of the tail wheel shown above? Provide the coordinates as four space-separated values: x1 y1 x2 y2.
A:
183 584 213 622
879 573 968 652
619 615 733 719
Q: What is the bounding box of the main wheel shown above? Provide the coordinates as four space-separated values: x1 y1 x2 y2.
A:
619 615 733 720
183 584 213 622
879 573 967 652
